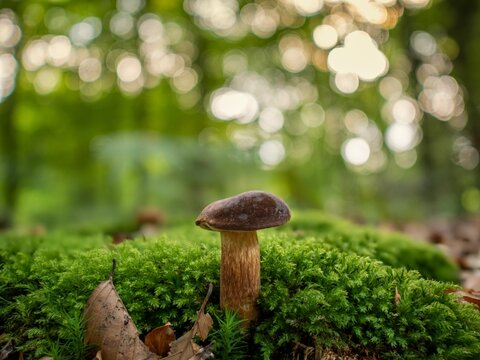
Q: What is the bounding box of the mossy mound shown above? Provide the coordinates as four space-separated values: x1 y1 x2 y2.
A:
0 228 478 359
284 211 459 283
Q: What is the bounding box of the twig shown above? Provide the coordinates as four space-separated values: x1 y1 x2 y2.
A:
110 258 117 281
199 283 213 314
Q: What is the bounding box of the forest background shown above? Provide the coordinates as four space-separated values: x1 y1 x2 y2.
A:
0 0 479 229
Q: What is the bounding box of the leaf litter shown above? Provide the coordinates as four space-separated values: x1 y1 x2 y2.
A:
84 259 214 359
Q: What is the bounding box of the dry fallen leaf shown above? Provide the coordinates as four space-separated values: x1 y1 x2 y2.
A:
462 290 480 308
163 284 214 360
93 350 102 360
145 322 176 357
83 276 159 360
194 284 214 341
84 260 213 360
465 296 480 308
165 328 197 360
395 287 401 305
196 312 213 341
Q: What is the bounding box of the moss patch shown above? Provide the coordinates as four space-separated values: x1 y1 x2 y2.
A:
284 211 459 283
0 228 478 359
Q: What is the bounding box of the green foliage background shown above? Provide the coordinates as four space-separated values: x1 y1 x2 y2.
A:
0 0 479 228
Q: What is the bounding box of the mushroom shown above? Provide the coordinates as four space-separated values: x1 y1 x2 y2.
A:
195 190 290 323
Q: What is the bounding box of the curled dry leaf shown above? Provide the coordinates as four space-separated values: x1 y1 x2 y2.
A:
83 277 159 360
145 322 176 357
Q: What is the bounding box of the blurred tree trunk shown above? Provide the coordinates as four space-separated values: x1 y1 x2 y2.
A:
0 0 22 225
449 0 480 187
397 14 439 213
398 1 480 214
0 91 19 226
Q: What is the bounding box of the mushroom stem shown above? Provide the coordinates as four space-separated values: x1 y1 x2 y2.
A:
220 231 260 323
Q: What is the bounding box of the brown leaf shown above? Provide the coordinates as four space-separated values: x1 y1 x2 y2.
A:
462 291 480 308
395 287 401 305
164 284 215 360
83 277 160 360
193 284 214 341
145 322 176 357
93 350 102 360
165 329 197 360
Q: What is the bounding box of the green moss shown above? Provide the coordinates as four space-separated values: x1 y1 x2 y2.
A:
0 227 477 359
258 237 480 359
285 211 459 283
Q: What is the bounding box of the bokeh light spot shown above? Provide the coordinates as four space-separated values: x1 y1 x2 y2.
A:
138 15 164 43
171 68 198 93
328 31 388 82
79 58 102 83
117 55 142 82
210 88 259 123
411 31 437 57
0 53 17 80
313 24 338 50
342 137 371 166
258 107 284 133
301 103 325 127
0 15 21 48
379 76 403 100
281 45 308 73
110 12 135 38
259 140 285 166
395 150 417 169
345 109 368 134
69 17 102 46
385 123 419 152
293 0 324 16
34 68 61 94
392 97 419 124
402 0 431 10
47 35 72 67
333 73 359 94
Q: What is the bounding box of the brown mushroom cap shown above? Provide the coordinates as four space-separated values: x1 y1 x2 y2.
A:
195 190 291 231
